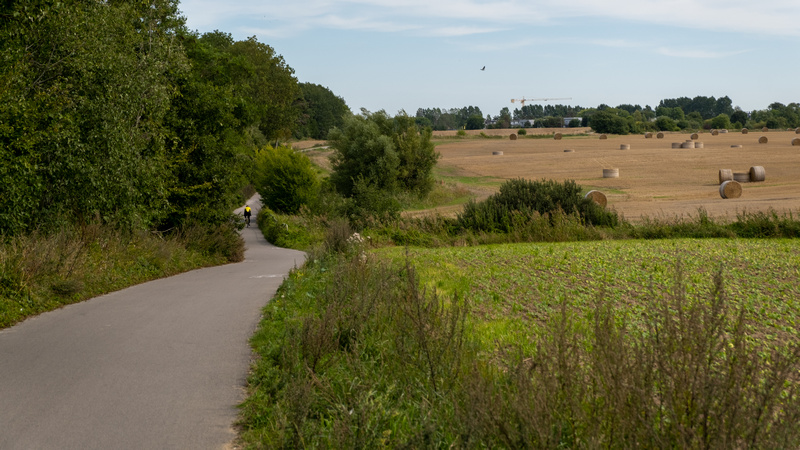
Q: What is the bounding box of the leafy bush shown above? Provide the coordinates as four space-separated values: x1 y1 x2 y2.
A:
589 111 630 135
253 145 320 214
342 176 402 227
517 128 527 135
457 178 618 233
256 206 325 251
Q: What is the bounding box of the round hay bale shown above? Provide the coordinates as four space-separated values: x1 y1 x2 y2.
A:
718 169 733 184
792 138 800 146
619 144 630 150
720 129 728 133
742 128 749 134
731 144 743 148
584 190 607 207
758 136 768 144
599 134 608 140
719 180 742 199
695 142 704 149
602 168 619 178
563 149 574 153
492 151 503 156
711 130 719 136
749 166 765 182
656 132 664 139
509 133 517 140
671 142 681 149
680 142 695 149
554 133 562 140
645 132 653 138
691 133 699 140
733 172 750 183
762 126 769 132
795 127 799 134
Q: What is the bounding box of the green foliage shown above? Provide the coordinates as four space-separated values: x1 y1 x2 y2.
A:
656 116 680 131
255 206 325 251
1 3 304 236
0 223 229 329
181 222 245 263
328 113 399 197
589 110 630 134
416 106 483 131
457 178 618 233
253 146 320 214
240 243 800 448
240 254 471 448
295 83 351 139
465 114 485 130
710 113 732 129
0 0 185 234
328 110 439 221
659 95 734 119
731 110 748 127
161 30 300 229
517 128 527 135
343 176 402 226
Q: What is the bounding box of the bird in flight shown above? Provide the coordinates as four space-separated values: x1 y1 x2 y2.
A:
481 66 485 71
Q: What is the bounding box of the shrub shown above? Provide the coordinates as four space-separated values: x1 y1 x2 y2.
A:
342 176 401 227
590 111 630 135
457 178 618 233
456 129 467 137
517 128 527 135
253 145 320 214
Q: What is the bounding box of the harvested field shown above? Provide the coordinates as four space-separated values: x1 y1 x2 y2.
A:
433 129 800 222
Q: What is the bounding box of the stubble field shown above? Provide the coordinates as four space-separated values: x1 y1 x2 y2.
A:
433 128 800 222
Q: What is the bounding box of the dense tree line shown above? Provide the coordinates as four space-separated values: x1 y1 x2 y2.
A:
587 98 800 135
415 106 484 130
0 0 308 235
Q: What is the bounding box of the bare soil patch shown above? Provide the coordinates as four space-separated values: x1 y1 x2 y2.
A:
434 130 800 222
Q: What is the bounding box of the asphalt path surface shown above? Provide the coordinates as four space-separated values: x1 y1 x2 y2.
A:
0 198 305 449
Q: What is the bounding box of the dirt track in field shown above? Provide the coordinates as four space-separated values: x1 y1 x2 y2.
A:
434 129 800 222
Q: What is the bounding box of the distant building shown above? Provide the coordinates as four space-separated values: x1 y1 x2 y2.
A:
511 119 535 128
562 117 582 127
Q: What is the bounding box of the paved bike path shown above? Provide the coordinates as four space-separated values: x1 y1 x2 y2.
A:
0 199 305 449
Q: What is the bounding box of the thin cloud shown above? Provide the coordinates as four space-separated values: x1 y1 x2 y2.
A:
181 0 800 39
423 26 509 37
657 47 750 58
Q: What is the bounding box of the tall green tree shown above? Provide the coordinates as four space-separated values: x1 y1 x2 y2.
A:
229 37 300 142
328 110 439 218
296 83 350 139
328 112 400 198
0 0 185 234
589 110 631 134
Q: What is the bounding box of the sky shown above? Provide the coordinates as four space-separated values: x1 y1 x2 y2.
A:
178 0 800 118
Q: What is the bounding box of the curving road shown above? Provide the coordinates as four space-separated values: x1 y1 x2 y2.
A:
0 198 305 449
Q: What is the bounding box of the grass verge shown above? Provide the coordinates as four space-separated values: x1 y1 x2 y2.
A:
0 222 243 329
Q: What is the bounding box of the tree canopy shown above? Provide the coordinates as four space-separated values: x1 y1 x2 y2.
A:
0 1 303 235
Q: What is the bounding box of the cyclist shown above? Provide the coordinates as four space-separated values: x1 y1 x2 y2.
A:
243 204 252 227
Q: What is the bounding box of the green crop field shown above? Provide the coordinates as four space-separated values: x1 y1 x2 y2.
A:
375 238 800 347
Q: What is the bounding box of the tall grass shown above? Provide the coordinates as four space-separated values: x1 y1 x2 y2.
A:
1 222 242 328
239 249 800 448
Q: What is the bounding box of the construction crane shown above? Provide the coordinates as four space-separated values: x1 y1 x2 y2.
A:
511 97 572 106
